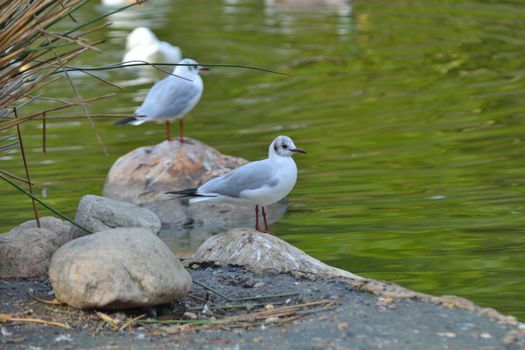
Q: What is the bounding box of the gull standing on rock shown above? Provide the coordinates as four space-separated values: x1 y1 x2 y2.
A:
122 27 181 70
166 136 306 232
115 58 208 143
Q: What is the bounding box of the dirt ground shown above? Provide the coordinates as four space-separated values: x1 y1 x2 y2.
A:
1 265 524 349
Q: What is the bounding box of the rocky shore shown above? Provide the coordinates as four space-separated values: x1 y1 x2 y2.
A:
1 139 524 349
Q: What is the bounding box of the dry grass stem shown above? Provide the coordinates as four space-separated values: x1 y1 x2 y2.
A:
31 295 64 305
118 314 146 332
0 313 71 329
95 311 119 331
140 299 334 332
14 108 40 227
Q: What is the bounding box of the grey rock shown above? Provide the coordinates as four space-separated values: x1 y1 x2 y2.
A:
69 195 161 238
49 227 192 309
190 228 364 280
102 139 284 228
0 217 72 278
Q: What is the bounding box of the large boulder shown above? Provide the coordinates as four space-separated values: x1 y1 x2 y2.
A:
190 228 364 280
49 227 192 309
69 195 161 238
0 217 72 278
102 139 285 228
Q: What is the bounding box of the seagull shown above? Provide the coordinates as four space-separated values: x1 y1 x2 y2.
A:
101 0 135 6
122 27 181 70
114 58 207 143
166 136 306 232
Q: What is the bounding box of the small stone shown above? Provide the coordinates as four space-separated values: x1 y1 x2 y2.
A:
376 297 396 309
265 317 279 323
252 336 262 343
480 332 491 339
1 327 13 336
49 228 191 309
69 195 161 238
503 330 521 345
337 322 349 330
183 312 197 320
437 332 456 338
253 281 265 288
202 304 213 315
264 304 275 311
54 334 72 343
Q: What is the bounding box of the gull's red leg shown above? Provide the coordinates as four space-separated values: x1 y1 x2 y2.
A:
179 119 193 144
262 206 269 233
179 119 183 143
255 205 260 231
165 121 170 141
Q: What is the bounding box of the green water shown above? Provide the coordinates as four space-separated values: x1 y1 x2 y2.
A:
2 0 525 319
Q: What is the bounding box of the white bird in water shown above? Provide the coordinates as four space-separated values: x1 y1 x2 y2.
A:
115 58 208 143
101 0 135 6
166 136 306 232
122 27 181 70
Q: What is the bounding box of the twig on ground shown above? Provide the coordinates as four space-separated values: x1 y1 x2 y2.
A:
119 314 146 332
232 291 300 302
31 295 64 305
186 300 288 312
95 311 119 331
139 299 334 330
193 280 232 302
0 313 71 329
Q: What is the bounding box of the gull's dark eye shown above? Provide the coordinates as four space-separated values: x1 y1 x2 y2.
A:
194 65 198 70
282 144 288 149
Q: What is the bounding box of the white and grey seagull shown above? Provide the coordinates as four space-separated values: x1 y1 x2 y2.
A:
166 136 306 232
115 58 208 143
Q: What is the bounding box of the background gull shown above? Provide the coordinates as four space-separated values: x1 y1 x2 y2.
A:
122 27 181 70
114 58 208 143
166 136 306 232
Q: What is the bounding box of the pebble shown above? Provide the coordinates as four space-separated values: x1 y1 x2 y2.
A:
503 330 521 345
202 304 213 315
265 317 279 323
54 334 72 343
480 332 491 339
183 312 197 320
437 332 456 338
1 327 13 336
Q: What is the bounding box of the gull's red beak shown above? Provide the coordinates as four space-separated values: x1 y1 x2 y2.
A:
200 67 210 71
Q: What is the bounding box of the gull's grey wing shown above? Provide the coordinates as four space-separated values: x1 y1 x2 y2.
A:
199 160 278 198
135 75 201 118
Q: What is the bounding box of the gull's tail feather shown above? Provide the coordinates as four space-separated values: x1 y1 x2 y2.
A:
114 115 147 126
166 188 199 198
166 188 217 198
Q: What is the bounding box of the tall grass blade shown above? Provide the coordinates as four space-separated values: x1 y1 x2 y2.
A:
0 174 92 234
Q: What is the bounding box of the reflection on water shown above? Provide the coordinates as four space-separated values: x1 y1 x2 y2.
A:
160 200 288 257
1 0 525 319
264 0 352 38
